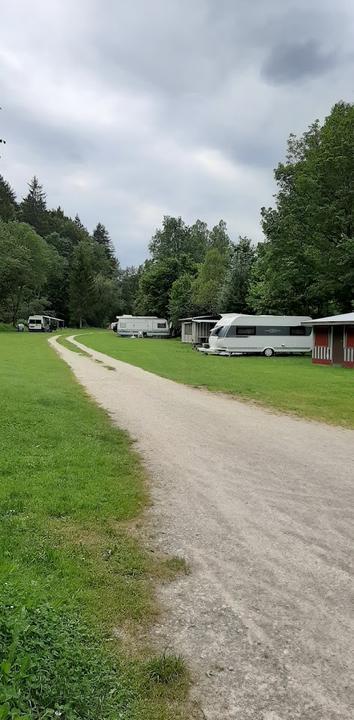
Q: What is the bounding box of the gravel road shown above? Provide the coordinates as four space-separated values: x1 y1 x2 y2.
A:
50 336 354 720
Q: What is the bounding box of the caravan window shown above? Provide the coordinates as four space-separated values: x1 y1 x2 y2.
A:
290 326 311 336
256 326 287 336
227 326 256 336
210 326 224 336
227 325 256 337
157 322 166 328
236 326 256 336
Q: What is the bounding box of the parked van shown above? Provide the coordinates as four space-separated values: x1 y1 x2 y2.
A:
116 315 169 338
28 315 64 332
201 314 312 356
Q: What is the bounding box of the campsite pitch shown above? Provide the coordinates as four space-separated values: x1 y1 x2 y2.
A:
78 332 354 428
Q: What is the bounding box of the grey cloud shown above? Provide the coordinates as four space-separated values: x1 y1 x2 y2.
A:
262 40 338 85
0 0 354 265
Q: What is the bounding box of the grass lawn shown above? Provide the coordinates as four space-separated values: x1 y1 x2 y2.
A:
77 332 354 428
0 333 191 720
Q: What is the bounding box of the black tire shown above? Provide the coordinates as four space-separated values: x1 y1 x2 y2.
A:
263 347 274 357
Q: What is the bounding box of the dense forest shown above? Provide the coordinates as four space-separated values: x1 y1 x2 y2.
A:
1 101 353 328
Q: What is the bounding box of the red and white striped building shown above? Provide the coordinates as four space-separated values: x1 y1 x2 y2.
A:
302 313 354 368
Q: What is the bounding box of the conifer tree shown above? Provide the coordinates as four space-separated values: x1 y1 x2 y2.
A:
20 176 48 236
0 174 17 221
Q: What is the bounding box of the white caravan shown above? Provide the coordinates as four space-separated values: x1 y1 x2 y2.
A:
202 314 312 356
28 315 64 332
116 315 169 337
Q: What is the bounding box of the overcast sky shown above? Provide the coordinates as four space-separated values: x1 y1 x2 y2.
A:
1 1 353 265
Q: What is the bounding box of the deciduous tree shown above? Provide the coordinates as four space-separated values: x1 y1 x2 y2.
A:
219 237 256 313
69 242 96 328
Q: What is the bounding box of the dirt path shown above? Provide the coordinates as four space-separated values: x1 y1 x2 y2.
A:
50 336 354 720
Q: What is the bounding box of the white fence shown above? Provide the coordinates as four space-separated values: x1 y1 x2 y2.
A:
344 347 354 363
313 346 331 361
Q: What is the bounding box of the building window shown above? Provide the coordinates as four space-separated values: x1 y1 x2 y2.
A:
184 323 192 335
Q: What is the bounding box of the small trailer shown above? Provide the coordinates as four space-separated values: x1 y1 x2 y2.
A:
116 315 169 338
28 315 64 332
199 314 313 356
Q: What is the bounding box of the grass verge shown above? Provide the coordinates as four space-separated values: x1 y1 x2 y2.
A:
56 334 92 356
0 334 192 719
77 332 354 428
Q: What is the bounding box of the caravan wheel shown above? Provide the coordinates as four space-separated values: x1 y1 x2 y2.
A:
263 347 274 357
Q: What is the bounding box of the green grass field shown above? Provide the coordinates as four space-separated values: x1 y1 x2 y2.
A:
0 333 191 720
77 332 354 428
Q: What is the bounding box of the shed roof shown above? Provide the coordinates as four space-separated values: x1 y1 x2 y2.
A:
302 312 354 326
179 315 220 322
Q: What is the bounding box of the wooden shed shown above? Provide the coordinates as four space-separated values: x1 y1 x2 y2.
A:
180 315 219 345
302 312 354 368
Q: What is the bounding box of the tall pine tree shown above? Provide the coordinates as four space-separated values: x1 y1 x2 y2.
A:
0 174 17 221
93 222 118 273
20 176 48 236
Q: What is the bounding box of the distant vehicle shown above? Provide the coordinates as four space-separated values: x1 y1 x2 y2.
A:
199 314 313 356
28 315 64 332
116 315 169 338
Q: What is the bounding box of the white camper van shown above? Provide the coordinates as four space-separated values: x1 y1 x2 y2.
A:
28 315 64 332
116 315 169 338
201 314 312 356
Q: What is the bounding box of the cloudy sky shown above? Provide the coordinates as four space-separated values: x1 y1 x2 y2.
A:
1 1 353 265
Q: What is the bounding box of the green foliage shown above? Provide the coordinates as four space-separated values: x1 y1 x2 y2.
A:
69 242 97 327
135 258 180 318
119 266 142 314
0 175 17 221
0 221 51 325
0 171 120 326
168 274 195 330
250 101 354 315
192 248 228 314
149 217 191 263
0 323 16 332
90 273 121 327
93 223 118 274
137 216 229 320
19 177 48 237
208 219 231 255
218 237 256 313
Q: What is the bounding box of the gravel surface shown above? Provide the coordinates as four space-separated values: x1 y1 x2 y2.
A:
50 336 354 720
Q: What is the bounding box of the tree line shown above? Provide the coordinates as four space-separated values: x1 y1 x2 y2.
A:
0 176 124 326
1 101 353 328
